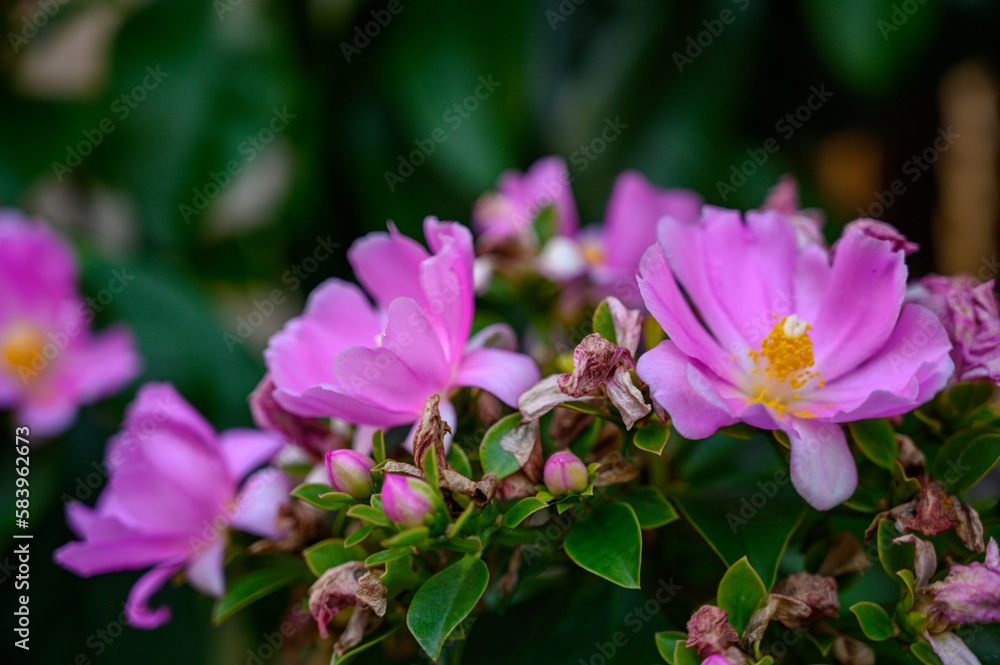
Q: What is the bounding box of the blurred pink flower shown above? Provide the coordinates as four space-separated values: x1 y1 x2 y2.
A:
907 274 1000 385
265 217 539 440
636 208 953 510
54 383 287 628
0 210 139 435
927 537 1000 624
472 156 578 245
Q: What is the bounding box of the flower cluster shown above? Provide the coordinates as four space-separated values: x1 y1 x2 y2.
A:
23 158 999 665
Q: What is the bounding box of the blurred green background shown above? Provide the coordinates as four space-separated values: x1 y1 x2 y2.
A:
2 0 999 663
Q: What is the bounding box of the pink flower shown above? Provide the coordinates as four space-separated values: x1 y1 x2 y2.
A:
907 275 1000 385
761 175 826 249
472 156 578 245
54 383 288 628
325 449 375 499
265 218 540 439
0 211 139 435
543 451 589 495
635 209 953 510
537 170 703 308
380 474 446 531
926 537 1000 624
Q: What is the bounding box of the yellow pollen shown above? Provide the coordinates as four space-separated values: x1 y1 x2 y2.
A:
750 315 818 390
1 322 46 378
580 239 606 267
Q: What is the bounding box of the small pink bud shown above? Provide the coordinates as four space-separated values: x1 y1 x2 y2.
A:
543 451 589 495
325 450 375 499
380 474 446 531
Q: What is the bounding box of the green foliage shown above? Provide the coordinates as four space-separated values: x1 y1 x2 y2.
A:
501 497 548 528
848 418 898 469
303 538 367 577
291 483 351 511
931 429 1000 494
634 424 671 455
716 557 767 638
592 300 617 345
850 602 896 641
212 559 307 625
564 503 642 589
406 556 490 659
621 487 679 529
479 413 525 480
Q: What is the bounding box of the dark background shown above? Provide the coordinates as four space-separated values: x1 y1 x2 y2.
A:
2 0 999 663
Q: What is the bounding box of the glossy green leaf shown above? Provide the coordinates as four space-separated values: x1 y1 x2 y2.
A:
876 519 910 579
655 631 686 663
372 429 386 463
479 413 525 480
303 538 367 577
291 483 348 511
422 445 442 497
911 639 944 665
501 497 548 528
406 556 490 659
347 504 391 527
634 424 670 455
717 557 767 637
212 561 306 625
344 524 377 547
365 548 412 567
849 602 895 641
932 430 1000 495
564 503 642 589
673 641 701 665
330 617 402 664
940 381 996 418
956 623 1000 665
848 418 898 469
621 487 679 529
381 556 420 598
447 443 473 478
592 300 617 345
382 526 430 548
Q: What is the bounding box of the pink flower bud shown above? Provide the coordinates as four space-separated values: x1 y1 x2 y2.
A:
380 474 446 531
543 451 589 495
324 450 375 499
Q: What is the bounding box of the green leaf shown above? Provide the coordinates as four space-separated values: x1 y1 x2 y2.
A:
501 497 548 528
876 519 910 579
381 556 419 598
347 504 392 527
634 424 670 455
621 487 679 529
849 602 895 641
479 413 527 480
382 526 430 548
932 430 1000 495
941 381 996 418
303 538 367 577
422 445 442 497
717 557 767 637
365 548 412 567
291 483 348 511
848 418 898 469
372 429 386 463
558 401 606 417
564 503 642 589
406 556 490 660
592 300 617 345
655 631 686 663
957 623 1000 665
344 524 377 547
317 491 356 504
447 443 473 478
212 562 305 625
673 641 701 665
911 639 944 665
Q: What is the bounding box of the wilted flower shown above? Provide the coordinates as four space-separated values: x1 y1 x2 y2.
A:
907 274 1000 385
472 156 578 245
54 383 287 628
265 218 539 442
543 450 589 495
325 449 375 499
636 209 953 510
686 605 745 664
381 474 446 531
0 210 139 435
250 373 343 455
841 218 920 256
926 537 1000 624
308 561 386 640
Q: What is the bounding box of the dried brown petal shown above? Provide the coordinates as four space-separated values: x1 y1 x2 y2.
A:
593 450 639 487
380 461 498 507
499 418 542 480
604 366 651 430
686 605 739 658
333 608 378 657
893 534 939 587
496 471 538 501
832 635 875 665
865 477 985 552
605 296 644 356
309 562 368 639
412 394 450 474
356 571 387 618
818 533 872 577
774 572 840 623
896 434 926 474
558 333 635 397
742 594 811 645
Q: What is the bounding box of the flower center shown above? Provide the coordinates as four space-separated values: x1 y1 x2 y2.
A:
746 314 822 414
1 321 46 379
580 238 606 267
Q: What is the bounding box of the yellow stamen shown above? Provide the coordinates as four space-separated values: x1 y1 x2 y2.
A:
746 314 821 417
1 321 45 378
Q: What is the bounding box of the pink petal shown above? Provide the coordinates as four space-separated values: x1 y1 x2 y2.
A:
185 539 226 597
230 468 292 539
53 528 189 576
126 563 184 629
381 297 450 389
347 223 430 311
786 418 857 511
467 323 518 351
636 341 739 439
454 347 540 406
419 217 475 364
809 227 908 382
273 383 416 427
218 428 284 481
